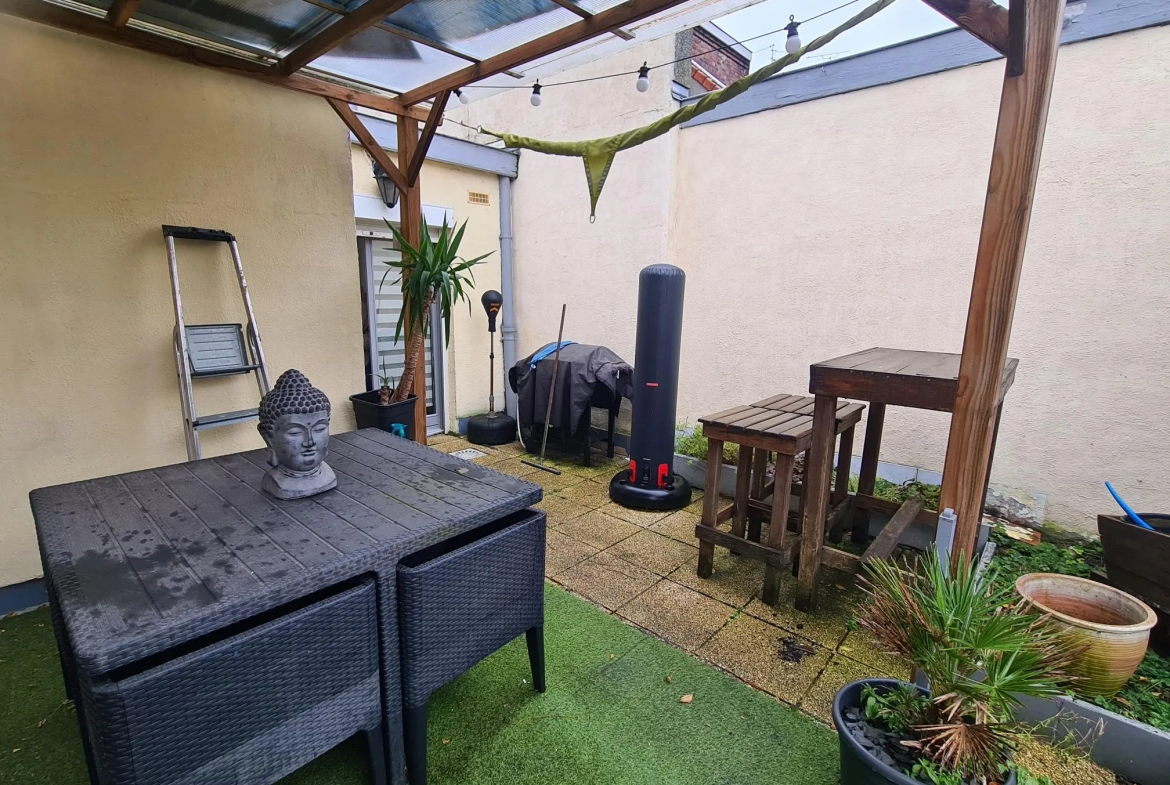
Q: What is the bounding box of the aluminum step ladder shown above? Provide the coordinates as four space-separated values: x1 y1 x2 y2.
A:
163 225 271 461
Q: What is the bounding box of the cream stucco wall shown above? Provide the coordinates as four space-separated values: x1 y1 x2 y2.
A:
672 24 1170 532
0 16 366 586
452 26 1170 533
448 37 680 370
349 146 502 430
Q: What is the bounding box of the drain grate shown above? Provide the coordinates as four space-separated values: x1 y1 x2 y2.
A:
449 448 487 460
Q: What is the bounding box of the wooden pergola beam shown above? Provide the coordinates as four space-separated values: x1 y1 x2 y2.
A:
406 90 449 187
327 98 408 192
280 0 413 75
940 0 1067 563
105 0 141 27
0 0 430 121
398 0 694 105
919 0 1010 55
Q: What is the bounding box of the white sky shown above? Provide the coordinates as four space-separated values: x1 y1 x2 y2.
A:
712 0 964 71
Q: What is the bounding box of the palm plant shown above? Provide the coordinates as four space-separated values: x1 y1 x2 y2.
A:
382 217 491 403
858 550 1078 780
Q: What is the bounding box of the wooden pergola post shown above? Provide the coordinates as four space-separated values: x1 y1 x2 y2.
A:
328 99 435 445
397 114 429 444
939 0 1067 562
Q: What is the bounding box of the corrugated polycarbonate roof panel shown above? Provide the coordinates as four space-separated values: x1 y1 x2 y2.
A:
133 0 334 53
382 0 579 61
44 0 736 99
310 25 470 92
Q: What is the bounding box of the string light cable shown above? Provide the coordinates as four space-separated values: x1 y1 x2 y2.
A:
449 0 863 103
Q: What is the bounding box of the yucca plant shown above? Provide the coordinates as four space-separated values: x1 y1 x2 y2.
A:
382 217 492 403
858 550 1078 780
377 357 395 406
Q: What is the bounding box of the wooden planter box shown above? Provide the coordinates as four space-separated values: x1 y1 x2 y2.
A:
1097 513 1170 613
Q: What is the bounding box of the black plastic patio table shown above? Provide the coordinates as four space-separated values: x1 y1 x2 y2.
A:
29 428 541 785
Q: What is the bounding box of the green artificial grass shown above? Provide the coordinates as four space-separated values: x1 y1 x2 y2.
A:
0 584 838 785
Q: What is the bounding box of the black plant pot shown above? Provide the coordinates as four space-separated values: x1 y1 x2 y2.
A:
833 679 1017 785
349 391 417 441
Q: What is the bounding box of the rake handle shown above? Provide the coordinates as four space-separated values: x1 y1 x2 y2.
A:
537 304 567 463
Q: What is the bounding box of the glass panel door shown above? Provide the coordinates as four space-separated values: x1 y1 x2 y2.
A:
358 234 444 431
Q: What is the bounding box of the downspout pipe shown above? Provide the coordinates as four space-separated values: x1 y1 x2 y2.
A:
498 174 518 418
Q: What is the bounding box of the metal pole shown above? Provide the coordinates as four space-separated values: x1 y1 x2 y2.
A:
498 174 518 418
488 330 496 414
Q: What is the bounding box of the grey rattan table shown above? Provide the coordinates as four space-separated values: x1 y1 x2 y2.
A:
30 428 542 785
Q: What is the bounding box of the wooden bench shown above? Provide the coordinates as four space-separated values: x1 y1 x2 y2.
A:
695 394 864 605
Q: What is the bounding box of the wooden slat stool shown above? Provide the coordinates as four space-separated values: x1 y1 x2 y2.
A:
695 394 864 605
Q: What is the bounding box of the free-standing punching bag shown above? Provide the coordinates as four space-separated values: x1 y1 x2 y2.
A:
609 264 691 511
467 290 518 445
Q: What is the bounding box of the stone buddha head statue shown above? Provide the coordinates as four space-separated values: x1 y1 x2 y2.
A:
257 369 337 499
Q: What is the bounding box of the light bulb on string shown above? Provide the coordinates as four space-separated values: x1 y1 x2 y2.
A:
784 16 801 54
455 88 469 105
636 63 650 93
530 83 542 107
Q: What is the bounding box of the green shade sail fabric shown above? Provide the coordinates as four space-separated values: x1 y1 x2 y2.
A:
484 0 896 218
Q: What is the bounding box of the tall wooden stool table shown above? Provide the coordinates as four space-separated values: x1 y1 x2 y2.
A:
796 347 1018 612
695 394 864 605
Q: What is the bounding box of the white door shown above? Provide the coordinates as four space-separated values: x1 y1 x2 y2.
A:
357 231 444 432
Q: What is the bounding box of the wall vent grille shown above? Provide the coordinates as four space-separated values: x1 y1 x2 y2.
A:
467 191 490 206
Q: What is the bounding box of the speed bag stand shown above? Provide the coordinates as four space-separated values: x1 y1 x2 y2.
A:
609 265 691 511
467 290 517 446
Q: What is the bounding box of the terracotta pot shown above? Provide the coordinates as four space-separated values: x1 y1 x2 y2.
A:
1016 573 1157 697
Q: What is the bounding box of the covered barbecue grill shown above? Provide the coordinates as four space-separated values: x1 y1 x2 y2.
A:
509 343 633 465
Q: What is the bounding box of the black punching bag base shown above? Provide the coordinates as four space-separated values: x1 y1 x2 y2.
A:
608 472 692 512
467 413 517 446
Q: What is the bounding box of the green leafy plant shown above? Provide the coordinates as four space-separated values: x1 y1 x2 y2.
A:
1014 767 1055 785
859 549 1078 779
848 475 941 509
910 759 1052 785
909 759 966 785
382 217 492 403
988 527 1103 592
674 423 739 464
862 683 930 736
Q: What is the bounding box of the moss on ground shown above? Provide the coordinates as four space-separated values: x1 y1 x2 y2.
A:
1014 736 1117 785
